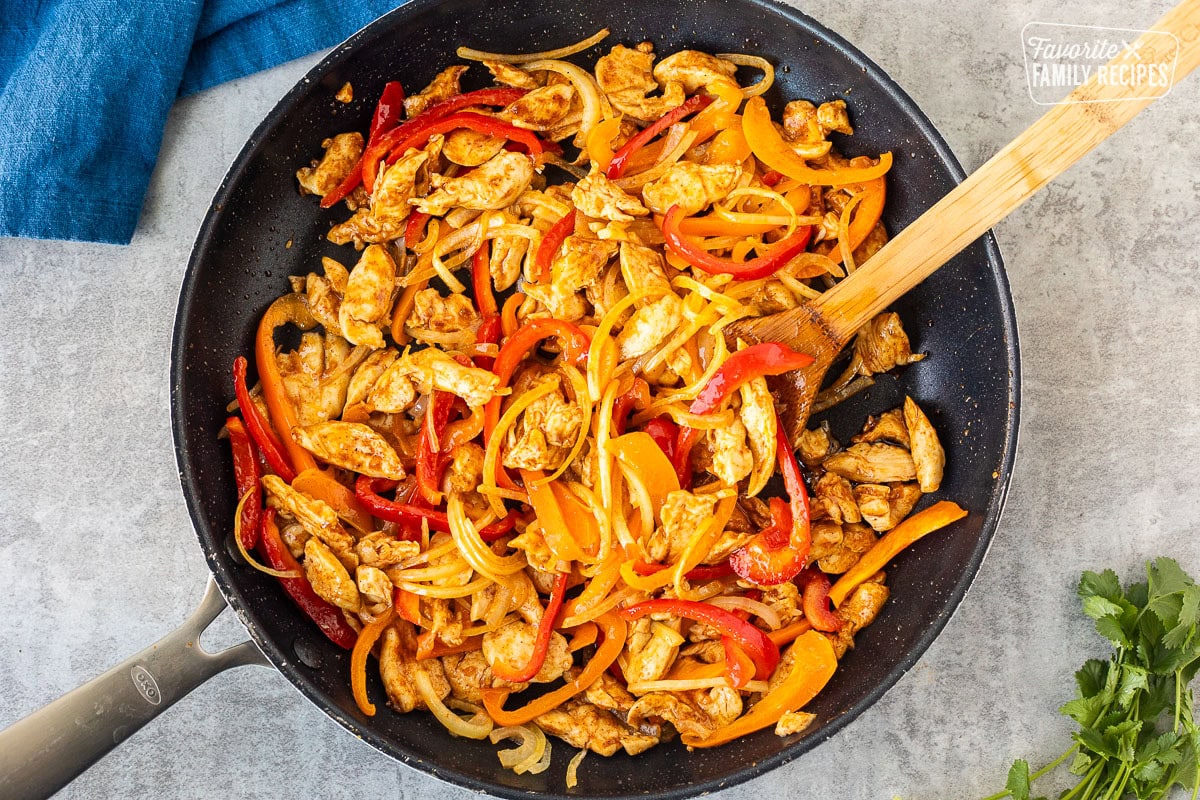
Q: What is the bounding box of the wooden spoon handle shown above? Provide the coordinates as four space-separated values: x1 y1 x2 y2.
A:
812 0 1200 344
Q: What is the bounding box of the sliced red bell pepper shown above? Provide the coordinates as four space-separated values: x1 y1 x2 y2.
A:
798 566 842 632
631 559 734 581
226 416 262 550
361 87 527 190
672 343 814 486
354 476 518 542
761 170 783 187
728 418 812 585
405 209 431 246
415 390 454 505
533 210 576 283
320 80 406 208
729 496 795 584
232 356 296 483
472 240 498 317
642 416 678 462
660 204 814 281
606 93 714 180
491 571 569 682
257 508 358 650
612 378 649 435
474 315 502 370
722 637 756 689
483 317 592 440
619 598 779 679
382 112 546 173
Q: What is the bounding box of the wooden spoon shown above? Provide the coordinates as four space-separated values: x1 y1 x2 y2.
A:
727 0 1200 443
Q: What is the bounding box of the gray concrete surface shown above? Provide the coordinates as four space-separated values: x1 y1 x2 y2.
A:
2 0 1198 797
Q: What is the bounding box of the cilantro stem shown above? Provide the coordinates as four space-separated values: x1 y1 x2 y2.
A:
977 746 1079 800
1175 669 1182 732
1061 762 1103 800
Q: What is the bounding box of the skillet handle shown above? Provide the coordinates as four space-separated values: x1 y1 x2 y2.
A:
0 577 268 800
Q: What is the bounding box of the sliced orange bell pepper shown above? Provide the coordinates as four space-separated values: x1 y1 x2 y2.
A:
390 279 427 346
521 468 595 562
828 501 967 607
585 117 622 172
690 79 744 143
482 612 627 726
292 467 374 534
681 630 836 748
255 294 320 475
742 96 893 187
394 587 421 625
607 431 680 516
418 635 483 660
351 607 395 716
767 618 813 647
566 621 598 653
818 175 887 264
706 123 750 164
654 213 777 238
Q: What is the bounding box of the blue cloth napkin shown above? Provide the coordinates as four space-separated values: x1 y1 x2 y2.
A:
0 0 402 245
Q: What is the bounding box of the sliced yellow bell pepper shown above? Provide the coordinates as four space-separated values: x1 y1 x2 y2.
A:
742 96 893 187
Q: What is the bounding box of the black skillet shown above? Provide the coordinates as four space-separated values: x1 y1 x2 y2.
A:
0 0 1019 797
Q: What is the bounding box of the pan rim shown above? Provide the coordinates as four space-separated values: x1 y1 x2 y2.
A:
170 0 1021 796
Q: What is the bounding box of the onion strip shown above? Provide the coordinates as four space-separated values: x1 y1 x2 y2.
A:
522 59 605 141
482 377 559 517
717 53 776 98
415 667 494 739
708 595 783 630
457 29 609 64
234 491 300 579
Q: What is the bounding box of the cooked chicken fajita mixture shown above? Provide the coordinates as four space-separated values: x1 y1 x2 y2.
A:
222 28 966 784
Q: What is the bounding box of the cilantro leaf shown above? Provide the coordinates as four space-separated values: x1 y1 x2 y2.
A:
1095 615 1131 649
1075 659 1109 697
1080 569 1124 604
1148 558 1193 597
1005 759 1030 800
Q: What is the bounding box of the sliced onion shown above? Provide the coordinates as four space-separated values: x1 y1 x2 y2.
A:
394 577 492 599
447 494 526 582
613 130 698 190
709 595 783 630
458 28 609 64
522 59 605 142
490 724 549 773
813 374 875 414
542 153 589 180
566 748 587 789
524 738 553 774
776 274 823 303
415 668 494 739
717 53 775 98
627 677 730 693
233 491 300 579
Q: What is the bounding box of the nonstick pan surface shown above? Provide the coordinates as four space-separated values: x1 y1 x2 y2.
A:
171 1 1020 796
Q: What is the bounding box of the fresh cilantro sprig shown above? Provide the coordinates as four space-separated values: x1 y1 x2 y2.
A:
982 559 1200 800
